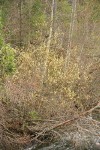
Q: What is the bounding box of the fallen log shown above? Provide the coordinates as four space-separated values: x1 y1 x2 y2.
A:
49 102 100 131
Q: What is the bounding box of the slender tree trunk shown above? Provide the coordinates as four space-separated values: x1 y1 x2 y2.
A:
64 0 77 70
52 0 57 37
78 2 91 70
19 0 22 49
27 0 33 47
42 0 55 84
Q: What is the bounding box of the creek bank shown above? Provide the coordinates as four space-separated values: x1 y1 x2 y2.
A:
25 132 100 150
25 113 100 150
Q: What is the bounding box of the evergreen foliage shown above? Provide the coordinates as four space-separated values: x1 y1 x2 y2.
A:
0 44 16 75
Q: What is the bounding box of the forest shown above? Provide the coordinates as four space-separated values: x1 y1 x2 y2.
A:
0 0 100 150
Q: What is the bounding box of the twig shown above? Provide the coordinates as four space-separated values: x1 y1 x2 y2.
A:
30 119 59 122
47 102 100 131
77 124 100 137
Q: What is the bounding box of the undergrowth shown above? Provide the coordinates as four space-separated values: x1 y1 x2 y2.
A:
0 44 99 149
